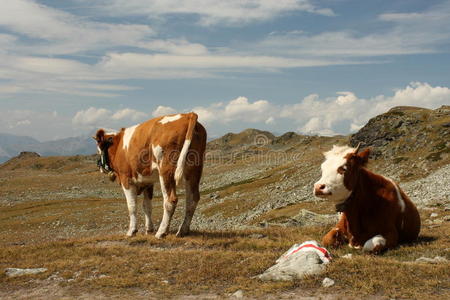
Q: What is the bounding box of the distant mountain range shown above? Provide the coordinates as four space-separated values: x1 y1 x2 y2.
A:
0 133 96 163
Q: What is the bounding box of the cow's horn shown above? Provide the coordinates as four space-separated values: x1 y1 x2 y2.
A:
354 142 362 153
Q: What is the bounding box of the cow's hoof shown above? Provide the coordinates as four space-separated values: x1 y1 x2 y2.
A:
155 231 167 239
126 229 138 237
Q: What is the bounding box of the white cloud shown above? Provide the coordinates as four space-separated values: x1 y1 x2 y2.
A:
91 0 334 26
192 96 276 124
152 106 177 117
0 0 154 55
281 82 450 136
265 116 275 125
112 108 148 122
0 109 74 141
191 82 450 136
72 107 110 127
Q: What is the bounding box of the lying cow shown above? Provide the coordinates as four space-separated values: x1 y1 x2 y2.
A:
313 144 420 253
93 112 206 238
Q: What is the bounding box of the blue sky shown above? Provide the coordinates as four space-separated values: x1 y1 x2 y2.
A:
1 0 450 141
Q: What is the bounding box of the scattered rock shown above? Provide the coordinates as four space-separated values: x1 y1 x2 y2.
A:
322 277 335 288
430 213 438 218
248 233 266 239
288 209 338 227
5 267 47 277
341 254 353 259
415 256 448 264
231 290 244 298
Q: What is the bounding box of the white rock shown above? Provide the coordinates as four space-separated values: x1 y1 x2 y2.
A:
415 256 448 264
258 252 326 281
430 213 439 218
342 253 353 259
5 268 47 277
322 277 335 288
231 290 244 298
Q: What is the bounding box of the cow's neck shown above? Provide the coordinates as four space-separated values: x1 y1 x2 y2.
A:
344 168 378 212
107 132 123 172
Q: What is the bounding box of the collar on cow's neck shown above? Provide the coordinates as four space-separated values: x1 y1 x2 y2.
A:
335 192 353 212
97 141 114 174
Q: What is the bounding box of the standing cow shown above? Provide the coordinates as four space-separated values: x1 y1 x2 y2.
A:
93 112 206 239
313 144 420 253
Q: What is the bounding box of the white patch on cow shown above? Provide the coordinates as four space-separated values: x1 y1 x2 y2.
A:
314 145 355 202
152 145 163 164
363 235 386 252
97 146 101 154
122 124 138 150
174 139 191 186
122 184 138 236
386 178 405 213
159 114 181 124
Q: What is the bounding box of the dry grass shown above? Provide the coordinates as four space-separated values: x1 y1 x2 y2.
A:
1 204 449 299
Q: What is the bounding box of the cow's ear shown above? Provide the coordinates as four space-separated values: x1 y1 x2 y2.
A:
357 148 370 165
95 129 105 142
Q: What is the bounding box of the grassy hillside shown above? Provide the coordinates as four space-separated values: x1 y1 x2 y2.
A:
0 105 449 299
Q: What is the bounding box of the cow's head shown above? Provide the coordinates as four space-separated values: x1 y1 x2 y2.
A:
313 144 370 202
93 129 116 180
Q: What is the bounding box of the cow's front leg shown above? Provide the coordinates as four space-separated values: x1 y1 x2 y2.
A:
122 184 138 237
155 175 178 239
322 213 349 248
143 186 154 234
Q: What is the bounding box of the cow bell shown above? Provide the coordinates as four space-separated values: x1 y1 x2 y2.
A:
108 171 116 182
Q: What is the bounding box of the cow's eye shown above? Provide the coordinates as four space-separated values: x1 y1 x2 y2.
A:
337 166 347 174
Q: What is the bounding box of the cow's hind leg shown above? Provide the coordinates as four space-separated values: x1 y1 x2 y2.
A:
143 185 154 234
176 179 200 237
122 184 138 237
363 229 398 254
155 175 178 239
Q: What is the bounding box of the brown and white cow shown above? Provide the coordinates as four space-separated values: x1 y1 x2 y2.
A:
93 112 206 239
313 145 420 253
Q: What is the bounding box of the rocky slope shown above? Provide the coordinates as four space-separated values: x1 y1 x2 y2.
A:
0 105 448 231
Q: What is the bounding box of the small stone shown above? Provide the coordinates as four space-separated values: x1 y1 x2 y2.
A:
430 213 438 218
231 290 244 298
322 277 335 288
341 253 353 259
249 233 266 239
415 256 448 264
5 268 47 277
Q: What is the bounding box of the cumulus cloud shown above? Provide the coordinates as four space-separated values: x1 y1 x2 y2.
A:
190 82 450 136
281 82 450 136
192 96 277 124
112 108 148 122
72 107 149 131
72 107 111 127
152 106 177 117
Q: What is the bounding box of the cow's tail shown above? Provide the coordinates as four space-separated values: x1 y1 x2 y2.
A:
174 112 198 186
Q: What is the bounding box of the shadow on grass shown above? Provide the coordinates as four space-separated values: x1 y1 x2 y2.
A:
414 235 437 244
